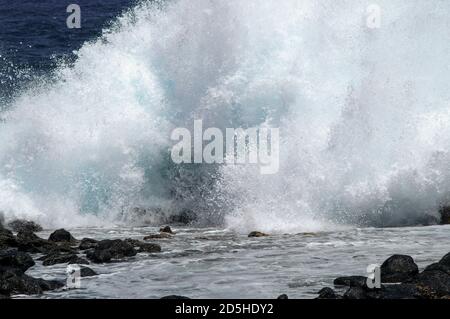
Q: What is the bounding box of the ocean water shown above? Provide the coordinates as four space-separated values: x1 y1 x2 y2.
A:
22 224 450 299
1 0 450 299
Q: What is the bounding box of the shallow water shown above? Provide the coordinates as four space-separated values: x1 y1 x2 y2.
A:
18 224 450 299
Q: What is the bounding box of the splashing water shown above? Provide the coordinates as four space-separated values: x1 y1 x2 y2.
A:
0 0 450 232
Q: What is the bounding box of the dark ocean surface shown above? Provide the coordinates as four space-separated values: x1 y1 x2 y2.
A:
0 0 137 103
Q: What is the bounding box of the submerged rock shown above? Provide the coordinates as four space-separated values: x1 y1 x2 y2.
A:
7 220 43 233
144 233 172 240
159 226 174 234
248 231 269 238
334 276 368 288
124 239 161 253
48 229 76 243
80 266 97 277
381 255 419 283
86 239 137 263
78 238 98 250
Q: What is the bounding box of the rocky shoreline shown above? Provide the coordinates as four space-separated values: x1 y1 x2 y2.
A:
1 218 450 299
316 253 450 299
0 219 165 299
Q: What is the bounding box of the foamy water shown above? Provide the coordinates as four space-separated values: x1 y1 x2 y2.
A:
1 0 450 232
20 224 450 299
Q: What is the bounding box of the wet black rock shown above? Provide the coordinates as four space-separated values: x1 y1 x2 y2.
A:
0 249 35 273
411 270 450 297
317 287 340 299
48 229 76 243
80 266 97 277
144 233 172 240
160 295 190 299
0 228 18 249
381 255 419 283
423 263 450 275
86 239 137 263
16 230 56 254
124 239 161 253
248 231 269 238
37 278 65 291
333 276 367 288
7 220 43 233
0 269 43 295
39 252 88 266
379 283 428 299
0 269 64 296
319 251 450 299
159 226 174 234
79 238 98 250
0 249 63 297
439 252 450 267
277 294 288 299
343 286 368 299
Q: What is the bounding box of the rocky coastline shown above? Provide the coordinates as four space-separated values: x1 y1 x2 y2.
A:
1 217 450 299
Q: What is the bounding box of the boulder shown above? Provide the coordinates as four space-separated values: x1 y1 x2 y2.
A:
248 231 269 238
343 286 369 299
80 266 97 277
48 229 76 243
317 287 340 299
144 233 172 240
159 226 174 234
37 278 65 291
0 269 63 296
380 283 433 299
423 263 450 276
86 239 137 263
411 270 450 297
78 238 98 250
16 230 56 254
438 252 450 267
0 228 18 249
39 252 88 266
0 269 43 295
7 220 43 233
0 249 35 273
333 276 368 288
380 255 419 283
124 239 161 253
277 294 289 299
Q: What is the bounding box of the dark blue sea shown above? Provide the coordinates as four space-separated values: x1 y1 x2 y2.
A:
0 0 137 103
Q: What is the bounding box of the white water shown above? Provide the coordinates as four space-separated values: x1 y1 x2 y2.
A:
1 0 450 232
